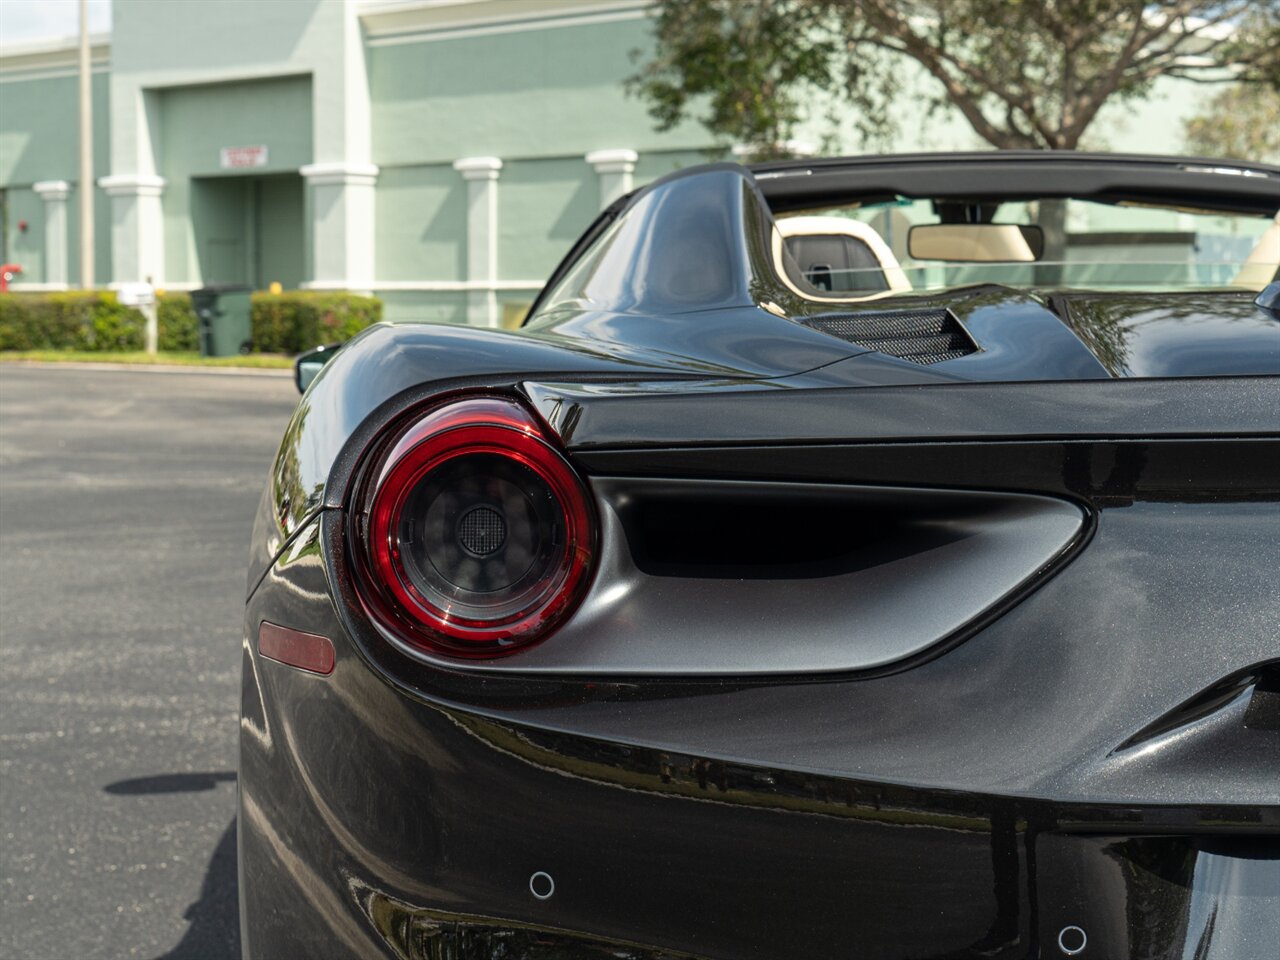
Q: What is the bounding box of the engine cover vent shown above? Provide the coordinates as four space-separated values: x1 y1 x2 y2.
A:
798 307 978 364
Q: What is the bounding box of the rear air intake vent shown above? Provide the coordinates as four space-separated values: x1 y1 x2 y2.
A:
797 307 977 364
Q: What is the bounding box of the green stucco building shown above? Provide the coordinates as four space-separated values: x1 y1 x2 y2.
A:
0 0 1220 325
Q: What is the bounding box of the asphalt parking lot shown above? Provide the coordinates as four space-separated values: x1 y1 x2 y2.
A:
1 364 299 959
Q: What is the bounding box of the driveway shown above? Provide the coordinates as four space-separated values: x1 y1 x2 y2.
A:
1 364 298 959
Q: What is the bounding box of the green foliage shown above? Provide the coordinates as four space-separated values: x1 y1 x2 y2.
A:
1184 83 1280 163
91 298 147 351
0 290 382 356
249 292 383 354
631 0 1280 154
157 293 200 352
1 291 378 358
0 292 144 352
628 0 839 156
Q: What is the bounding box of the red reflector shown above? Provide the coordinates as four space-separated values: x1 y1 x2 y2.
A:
258 621 335 675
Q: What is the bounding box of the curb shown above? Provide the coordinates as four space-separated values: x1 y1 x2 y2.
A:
1 359 293 378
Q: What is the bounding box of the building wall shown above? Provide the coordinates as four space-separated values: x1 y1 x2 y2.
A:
367 13 705 165
364 5 711 323
0 62 112 286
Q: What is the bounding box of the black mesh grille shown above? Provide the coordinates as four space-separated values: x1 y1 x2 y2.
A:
798 307 977 365
457 506 507 557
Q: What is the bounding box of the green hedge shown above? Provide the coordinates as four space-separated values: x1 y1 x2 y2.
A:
0 289 382 354
250 292 383 353
0 292 145 352
157 293 199 352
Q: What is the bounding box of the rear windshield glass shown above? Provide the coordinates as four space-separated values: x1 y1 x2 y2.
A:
774 197 1279 293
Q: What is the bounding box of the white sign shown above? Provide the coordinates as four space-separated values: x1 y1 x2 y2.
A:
220 145 268 169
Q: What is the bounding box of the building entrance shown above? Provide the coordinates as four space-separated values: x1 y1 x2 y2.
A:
191 174 304 290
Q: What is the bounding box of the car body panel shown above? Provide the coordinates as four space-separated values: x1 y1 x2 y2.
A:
1052 292 1280 377
240 154 1280 958
240 497 1279 957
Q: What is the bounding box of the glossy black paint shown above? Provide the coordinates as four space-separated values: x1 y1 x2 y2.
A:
1052 292 1280 377
240 495 1279 958
241 420 1280 957
241 156 1280 958
526 376 1280 450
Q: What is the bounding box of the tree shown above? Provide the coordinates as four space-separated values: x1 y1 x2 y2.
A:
629 0 1280 155
1184 83 1280 163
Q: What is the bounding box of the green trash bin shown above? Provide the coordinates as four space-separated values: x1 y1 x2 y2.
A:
192 285 252 357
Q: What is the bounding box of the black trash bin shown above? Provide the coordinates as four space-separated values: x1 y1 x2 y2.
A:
192 285 252 357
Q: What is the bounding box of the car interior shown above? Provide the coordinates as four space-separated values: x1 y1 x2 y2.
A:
773 215 913 302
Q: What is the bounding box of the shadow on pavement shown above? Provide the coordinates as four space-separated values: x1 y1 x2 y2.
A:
100 775 240 958
104 772 237 795
154 818 240 960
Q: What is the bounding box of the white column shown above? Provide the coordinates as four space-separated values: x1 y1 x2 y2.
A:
300 162 379 293
98 174 166 285
33 181 71 289
453 156 503 327
585 149 638 210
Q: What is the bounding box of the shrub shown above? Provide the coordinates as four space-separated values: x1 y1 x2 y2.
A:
0 289 383 355
156 293 199 352
250 292 382 354
0 292 144 351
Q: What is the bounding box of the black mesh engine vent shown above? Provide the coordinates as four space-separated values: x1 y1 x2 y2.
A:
798 307 977 365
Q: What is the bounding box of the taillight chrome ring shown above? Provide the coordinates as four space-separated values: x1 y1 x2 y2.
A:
350 396 594 659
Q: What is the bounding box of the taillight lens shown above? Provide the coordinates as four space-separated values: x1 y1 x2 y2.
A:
349 396 594 658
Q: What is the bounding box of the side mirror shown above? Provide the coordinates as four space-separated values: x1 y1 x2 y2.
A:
295 343 342 394
909 224 1045 262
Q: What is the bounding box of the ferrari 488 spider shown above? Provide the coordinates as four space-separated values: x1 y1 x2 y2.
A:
240 152 1280 959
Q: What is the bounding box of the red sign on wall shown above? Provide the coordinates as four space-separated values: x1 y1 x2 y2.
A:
220 145 269 170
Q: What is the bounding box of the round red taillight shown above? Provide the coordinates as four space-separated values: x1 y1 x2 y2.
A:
349 397 595 659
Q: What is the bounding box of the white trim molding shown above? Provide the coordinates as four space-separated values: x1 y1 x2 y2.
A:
33 180 71 201
453 156 504 325
300 162 380 187
361 0 649 46
9 281 71 292
98 173 167 197
452 156 503 180
101 174 166 285
33 181 72 287
368 280 544 292
586 148 638 175
586 148 637 209
0 33 110 80
300 280 366 292
304 164 379 292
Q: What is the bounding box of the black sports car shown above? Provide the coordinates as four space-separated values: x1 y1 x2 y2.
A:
240 152 1280 959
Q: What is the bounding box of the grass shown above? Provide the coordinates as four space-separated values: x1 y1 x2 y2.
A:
0 350 293 369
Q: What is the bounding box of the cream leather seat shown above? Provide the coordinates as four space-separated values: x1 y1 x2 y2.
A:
1233 210 1280 289
773 215 912 301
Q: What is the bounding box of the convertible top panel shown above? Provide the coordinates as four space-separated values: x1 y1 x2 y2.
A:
749 151 1280 215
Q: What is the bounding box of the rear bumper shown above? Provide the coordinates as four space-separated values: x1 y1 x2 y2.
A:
239 661 1280 959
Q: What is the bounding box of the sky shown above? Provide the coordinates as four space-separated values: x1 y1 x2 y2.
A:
0 0 112 45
